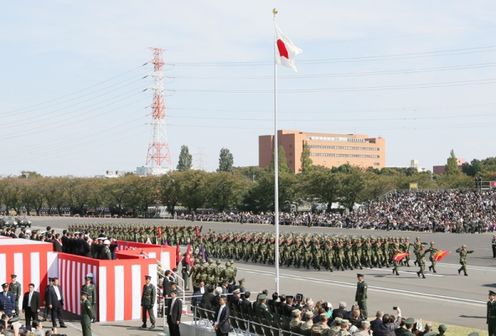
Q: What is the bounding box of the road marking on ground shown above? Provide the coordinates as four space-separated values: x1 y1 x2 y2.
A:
238 266 485 307
370 268 444 277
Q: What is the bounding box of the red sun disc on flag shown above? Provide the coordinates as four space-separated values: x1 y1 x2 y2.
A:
277 39 289 59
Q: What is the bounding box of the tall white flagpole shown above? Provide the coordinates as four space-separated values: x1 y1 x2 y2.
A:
272 8 280 294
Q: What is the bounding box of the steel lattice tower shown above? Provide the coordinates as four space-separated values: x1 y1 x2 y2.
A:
145 48 171 175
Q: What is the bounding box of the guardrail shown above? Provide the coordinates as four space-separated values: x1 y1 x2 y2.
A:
191 305 305 336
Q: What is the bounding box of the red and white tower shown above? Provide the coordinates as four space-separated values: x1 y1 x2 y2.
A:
145 48 171 175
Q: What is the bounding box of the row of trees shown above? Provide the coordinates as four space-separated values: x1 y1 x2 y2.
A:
177 146 234 172
1 150 494 217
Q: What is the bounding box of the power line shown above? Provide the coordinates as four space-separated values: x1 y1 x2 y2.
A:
172 62 496 80
174 77 496 94
170 44 496 67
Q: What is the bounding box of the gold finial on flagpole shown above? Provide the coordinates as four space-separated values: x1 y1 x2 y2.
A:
273 8 278 17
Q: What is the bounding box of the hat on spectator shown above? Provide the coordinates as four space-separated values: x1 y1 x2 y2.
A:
232 288 241 294
144 275 152 280
489 290 496 296
357 273 364 277
1 283 8 288
438 324 447 332
258 293 267 300
104 239 110 245
341 319 351 326
405 318 415 325
11 274 17 278
333 317 342 325
292 309 301 317
86 273 93 279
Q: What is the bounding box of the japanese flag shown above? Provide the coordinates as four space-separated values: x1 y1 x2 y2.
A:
275 24 302 72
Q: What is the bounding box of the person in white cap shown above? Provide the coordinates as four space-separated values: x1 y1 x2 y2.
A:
100 240 112 260
81 273 97 322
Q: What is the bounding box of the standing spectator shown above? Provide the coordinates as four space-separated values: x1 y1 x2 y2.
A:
167 290 182 336
213 296 230 336
141 275 156 329
80 292 93 336
8 274 21 317
355 274 368 319
46 277 67 328
22 283 40 328
46 277 66 328
0 283 15 317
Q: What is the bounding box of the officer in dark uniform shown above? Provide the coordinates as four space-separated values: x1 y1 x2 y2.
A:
0 283 15 317
355 273 368 319
9 274 21 317
141 275 156 329
492 235 496 258
488 290 496 336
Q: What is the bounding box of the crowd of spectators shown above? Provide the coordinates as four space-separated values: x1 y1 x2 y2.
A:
0 226 118 260
177 190 496 233
191 281 453 336
0 315 64 336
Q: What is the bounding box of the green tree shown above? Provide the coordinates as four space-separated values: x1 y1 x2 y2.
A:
300 143 313 174
177 170 209 211
218 148 234 172
300 166 340 212
268 145 290 174
159 172 181 215
206 172 249 211
176 145 193 171
338 168 365 211
446 149 461 175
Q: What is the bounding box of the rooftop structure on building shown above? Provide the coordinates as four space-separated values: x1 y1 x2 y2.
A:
259 130 385 173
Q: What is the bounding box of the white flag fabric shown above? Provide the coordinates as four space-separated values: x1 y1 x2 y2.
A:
275 23 302 72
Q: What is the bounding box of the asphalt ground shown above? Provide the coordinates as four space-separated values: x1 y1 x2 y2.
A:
20 216 496 335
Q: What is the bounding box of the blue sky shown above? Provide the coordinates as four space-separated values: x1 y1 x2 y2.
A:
1 1 496 176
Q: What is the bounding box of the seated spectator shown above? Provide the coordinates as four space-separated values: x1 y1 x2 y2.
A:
354 320 371 336
311 313 330 335
300 311 315 332
395 317 415 336
328 317 343 336
349 308 363 328
333 302 347 319
338 319 352 336
290 309 303 331
437 324 447 336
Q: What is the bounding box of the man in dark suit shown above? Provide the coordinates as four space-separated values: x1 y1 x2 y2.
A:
167 290 182 336
213 296 230 336
22 283 40 328
46 277 67 328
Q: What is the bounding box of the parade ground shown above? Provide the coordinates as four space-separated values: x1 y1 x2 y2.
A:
26 216 495 335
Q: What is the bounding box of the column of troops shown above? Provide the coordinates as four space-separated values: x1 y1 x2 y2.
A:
204 231 441 273
67 224 203 246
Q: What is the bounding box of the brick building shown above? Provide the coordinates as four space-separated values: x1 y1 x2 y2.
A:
259 130 385 173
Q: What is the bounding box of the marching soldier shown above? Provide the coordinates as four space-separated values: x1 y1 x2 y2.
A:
416 245 428 279
355 274 368 319
80 292 93 336
9 274 21 317
456 245 474 276
427 242 439 273
492 235 496 258
81 273 97 321
141 275 156 330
